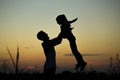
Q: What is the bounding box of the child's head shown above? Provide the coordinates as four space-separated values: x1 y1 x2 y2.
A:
56 14 68 25
37 31 49 41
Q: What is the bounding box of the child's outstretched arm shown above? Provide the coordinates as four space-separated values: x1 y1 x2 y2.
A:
69 18 78 24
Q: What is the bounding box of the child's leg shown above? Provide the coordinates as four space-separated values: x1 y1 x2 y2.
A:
67 35 83 63
67 33 87 70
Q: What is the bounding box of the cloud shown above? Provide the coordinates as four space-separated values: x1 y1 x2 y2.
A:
82 53 104 56
22 41 34 50
64 53 104 57
24 46 30 49
64 53 73 56
24 45 34 50
0 60 9 65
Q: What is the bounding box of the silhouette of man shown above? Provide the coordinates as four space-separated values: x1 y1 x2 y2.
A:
56 14 87 71
37 31 62 80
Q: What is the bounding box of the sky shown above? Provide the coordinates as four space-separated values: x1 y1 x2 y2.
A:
0 0 120 73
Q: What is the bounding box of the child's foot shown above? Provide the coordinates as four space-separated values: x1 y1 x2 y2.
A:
75 64 80 70
81 62 87 71
75 62 87 71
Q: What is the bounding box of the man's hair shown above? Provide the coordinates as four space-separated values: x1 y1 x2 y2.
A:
37 31 46 40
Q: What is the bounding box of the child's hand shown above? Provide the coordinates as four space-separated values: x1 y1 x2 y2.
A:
69 18 78 24
74 18 78 21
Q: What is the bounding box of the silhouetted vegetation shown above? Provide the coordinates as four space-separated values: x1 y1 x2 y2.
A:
0 47 120 80
108 54 120 74
0 70 119 80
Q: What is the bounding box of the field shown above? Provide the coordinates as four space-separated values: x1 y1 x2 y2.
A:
0 70 120 80
0 48 120 80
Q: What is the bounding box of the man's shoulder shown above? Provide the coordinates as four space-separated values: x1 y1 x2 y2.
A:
42 40 52 45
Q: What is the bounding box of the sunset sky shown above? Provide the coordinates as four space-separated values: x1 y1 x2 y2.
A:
0 0 120 73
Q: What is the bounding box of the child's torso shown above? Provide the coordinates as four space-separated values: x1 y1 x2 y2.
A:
60 24 73 38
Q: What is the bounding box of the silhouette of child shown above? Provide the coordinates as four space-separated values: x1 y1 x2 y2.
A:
56 14 87 71
37 31 63 80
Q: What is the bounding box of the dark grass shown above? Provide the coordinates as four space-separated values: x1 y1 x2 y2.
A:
0 71 120 80
2 48 120 80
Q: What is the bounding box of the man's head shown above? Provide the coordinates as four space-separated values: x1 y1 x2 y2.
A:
37 31 49 41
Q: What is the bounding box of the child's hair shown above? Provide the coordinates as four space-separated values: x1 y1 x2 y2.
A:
56 14 68 25
37 31 46 41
